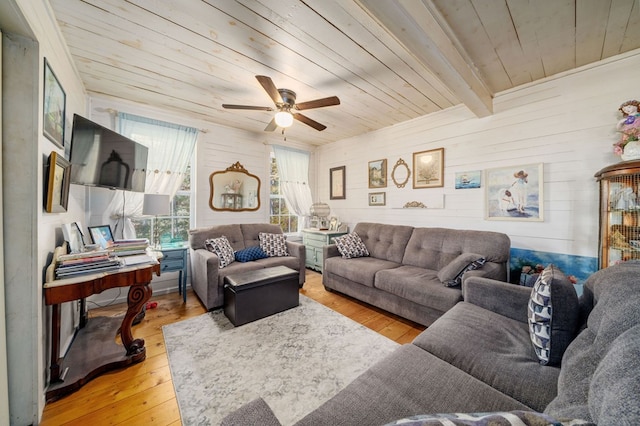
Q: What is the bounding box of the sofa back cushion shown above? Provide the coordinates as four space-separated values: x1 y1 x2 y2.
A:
544 260 640 422
588 324 640 424
189 224 245 251
241 223 283 248
402 228 510 271
353 223 414 264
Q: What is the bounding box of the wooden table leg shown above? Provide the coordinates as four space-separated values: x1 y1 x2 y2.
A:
120 283 152 356
49 303 62 382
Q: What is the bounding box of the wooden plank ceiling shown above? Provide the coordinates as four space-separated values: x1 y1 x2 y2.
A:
49 0 640 145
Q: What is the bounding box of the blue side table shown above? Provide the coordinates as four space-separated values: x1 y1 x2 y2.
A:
160 246 189 302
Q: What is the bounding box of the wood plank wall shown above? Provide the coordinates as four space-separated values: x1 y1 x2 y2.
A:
315 51 640 259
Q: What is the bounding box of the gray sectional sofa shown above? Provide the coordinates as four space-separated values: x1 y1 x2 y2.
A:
323 222 511 326
188 223 305 310
222 261 640 425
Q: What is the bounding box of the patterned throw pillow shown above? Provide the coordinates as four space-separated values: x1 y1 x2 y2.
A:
437 253 484 285
235 246 268 262
527 264 580 366
258 233 289 257
443 257 486 288
382 410 592 425
333 232 369 259
204 236 235 268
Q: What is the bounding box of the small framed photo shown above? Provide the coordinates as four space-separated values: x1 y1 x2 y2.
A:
485 163 544 221
413 148 444 188
45 151 71 213
88 225 115 248
43 59 66 148
368 159 387 188
330 166 346 200
62 222 85 253
455 170 482 189
369 192 386 206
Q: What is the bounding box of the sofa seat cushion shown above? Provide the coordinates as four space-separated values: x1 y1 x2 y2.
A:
413 302 560 411
324 256 401 287
374 266 462 312
215 260 268 286
295 344 530 426
254 255 301 271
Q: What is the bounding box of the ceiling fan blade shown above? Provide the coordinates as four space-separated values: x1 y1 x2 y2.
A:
222 104 274 111
294 96 340 111
264 118 278 132
293 113 327 131
256 75 283 105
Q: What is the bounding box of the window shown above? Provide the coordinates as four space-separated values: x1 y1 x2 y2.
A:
132 166 192 244
269 154 298 233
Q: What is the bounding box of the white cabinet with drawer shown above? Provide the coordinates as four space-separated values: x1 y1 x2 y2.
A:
302 229 347 272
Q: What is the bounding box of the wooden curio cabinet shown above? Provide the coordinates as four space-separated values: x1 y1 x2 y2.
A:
595 160 640 269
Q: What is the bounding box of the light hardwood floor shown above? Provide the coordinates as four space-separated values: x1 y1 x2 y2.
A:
40 269 425 425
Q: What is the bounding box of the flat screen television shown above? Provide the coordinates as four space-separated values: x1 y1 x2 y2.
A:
69 114 149 192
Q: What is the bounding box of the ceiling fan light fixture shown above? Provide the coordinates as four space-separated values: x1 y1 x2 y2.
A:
275 111 293 128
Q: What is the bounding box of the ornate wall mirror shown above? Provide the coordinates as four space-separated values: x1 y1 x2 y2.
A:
391 158 411 188
209 162 261 211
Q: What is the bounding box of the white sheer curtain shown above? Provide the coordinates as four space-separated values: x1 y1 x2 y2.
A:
105 113 198 239
273 145 313 232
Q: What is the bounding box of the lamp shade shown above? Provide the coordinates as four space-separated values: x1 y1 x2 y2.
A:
143 194 171 216
274 111 293 128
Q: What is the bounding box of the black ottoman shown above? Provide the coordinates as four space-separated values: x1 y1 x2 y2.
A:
223 265 299 326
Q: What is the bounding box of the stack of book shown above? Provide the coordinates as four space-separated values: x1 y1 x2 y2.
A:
108 238 150 257
55 250 121 278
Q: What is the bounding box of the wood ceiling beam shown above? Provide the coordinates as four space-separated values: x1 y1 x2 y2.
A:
356 0 493 117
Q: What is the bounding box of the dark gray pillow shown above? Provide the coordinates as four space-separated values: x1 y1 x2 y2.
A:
527 264 580 366
438 253 485 287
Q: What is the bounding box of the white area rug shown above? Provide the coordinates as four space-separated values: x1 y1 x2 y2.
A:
163 295 399 425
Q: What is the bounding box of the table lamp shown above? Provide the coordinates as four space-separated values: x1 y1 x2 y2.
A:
143 193 171 248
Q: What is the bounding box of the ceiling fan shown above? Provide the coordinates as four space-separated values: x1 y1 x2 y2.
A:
222 75 340 132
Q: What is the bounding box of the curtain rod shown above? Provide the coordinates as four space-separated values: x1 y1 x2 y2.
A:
104 108 208 133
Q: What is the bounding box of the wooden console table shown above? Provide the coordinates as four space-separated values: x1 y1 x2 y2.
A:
44 248 160 402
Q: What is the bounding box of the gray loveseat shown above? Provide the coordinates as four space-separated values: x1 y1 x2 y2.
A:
188 223 305 310
323 222 511 326
222 261 640 425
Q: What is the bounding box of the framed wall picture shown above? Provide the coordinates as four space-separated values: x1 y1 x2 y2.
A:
413 148 444 188
43 59 66 148
45 151 71 213
368 159 387 188
369 192 386 206
62 222 85 253
330 166 346 200
455 170 482 189
485 163 544 221
88 225 115 248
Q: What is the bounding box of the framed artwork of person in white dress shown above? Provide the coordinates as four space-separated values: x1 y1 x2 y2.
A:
485 163 544 221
